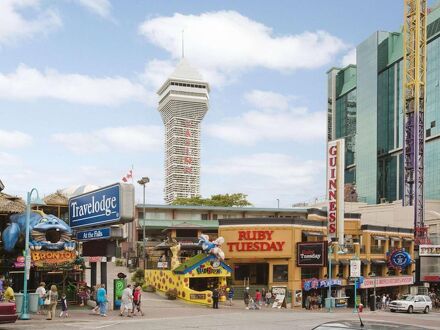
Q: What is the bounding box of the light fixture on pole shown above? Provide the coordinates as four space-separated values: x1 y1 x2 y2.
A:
276 199 280 209
20 188 45 320
137 177 150 269
327 239 345 313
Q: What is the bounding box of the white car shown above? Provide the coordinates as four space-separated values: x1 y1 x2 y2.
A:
388 294 432 313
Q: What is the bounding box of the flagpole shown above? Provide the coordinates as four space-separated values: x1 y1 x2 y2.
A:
131 164 134 184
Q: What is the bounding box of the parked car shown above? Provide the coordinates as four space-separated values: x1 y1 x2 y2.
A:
389 294 432 313
0 301 18 324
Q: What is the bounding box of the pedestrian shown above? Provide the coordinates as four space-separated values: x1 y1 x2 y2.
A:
132 286 144 316
120 284 133 317
317 294 322 310
35 282 46 314
381 294 386 310
244 287 250 309
261 288 266 303
255 289 262 306
305 295 311 310
91 285 100 314
96 284 108 317
212 287 219 309
3 281 14 302
46 285 58 320
59 293 68 318
227 287 234 306
265 290 272 306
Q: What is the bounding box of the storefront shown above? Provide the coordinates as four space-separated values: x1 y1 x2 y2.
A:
145 253 231 305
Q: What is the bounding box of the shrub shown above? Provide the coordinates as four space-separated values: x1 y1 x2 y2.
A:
131 268 145 286
165 288 177 300
142 284 155 292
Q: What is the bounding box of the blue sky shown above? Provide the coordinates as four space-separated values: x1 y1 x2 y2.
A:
0 0 407 206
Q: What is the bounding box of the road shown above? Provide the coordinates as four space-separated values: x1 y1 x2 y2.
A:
5 293 440 330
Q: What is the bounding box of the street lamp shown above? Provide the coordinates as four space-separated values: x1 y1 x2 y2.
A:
368 271 377 310
137 177 149 269
351 242 360 313
327 240 346 312
20 188 45 320
276 199 280 208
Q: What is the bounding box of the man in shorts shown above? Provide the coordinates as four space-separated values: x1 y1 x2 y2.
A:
120 284 133 317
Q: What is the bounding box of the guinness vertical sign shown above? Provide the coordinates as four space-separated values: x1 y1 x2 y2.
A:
327 139 345 245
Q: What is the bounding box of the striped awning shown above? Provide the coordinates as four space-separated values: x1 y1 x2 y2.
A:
361 259 370 265
373 236 387 241
390 236 402 241
339 259 350 265
403 237 414 242
372 259 386 264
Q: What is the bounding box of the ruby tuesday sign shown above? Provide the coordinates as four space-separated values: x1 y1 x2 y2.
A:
327 139 345 243
226 230 285 252
297 241 328 267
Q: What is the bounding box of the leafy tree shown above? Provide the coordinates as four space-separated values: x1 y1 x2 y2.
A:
172 193 252 207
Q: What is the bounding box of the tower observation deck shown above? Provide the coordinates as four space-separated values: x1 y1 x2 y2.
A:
157 59 210 204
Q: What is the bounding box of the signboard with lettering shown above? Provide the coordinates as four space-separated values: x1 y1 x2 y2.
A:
388 249 412 269
31 250 76 268
190 294 206 300
297 241 328 267
271 286 287 309
303 278 342 291
76 227 111 241
327 139 345 244
420 245 440 256
69 183 134 229
350 259 361 278
359 276 414 289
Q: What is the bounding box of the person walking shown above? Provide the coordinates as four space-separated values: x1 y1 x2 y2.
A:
46 285 58 320
244 287 250 309
132 286 144 316
265 290 272 306
255 289 262 306
227 287 234 306
317 294 322 310
212 287 219 309
59 293 68 318
96 284 108 317
381 294 386 310
120 284 133 317
3 281 14 302
35 282 46 315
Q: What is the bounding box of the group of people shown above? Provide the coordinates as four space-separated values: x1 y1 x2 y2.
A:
35 282 68 320
243 288 273 309
304 293 323 310
118 284 144 317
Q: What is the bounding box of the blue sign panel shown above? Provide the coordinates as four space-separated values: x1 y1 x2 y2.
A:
76 227 111 241
389 249 412 269
69 183 121 229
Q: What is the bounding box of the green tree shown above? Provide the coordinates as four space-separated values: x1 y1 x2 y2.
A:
172 193 252 207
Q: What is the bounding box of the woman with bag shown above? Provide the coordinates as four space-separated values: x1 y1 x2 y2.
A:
45 285 58 320
35 282 46 314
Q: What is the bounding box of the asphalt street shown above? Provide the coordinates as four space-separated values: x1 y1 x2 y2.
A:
4 293 440 330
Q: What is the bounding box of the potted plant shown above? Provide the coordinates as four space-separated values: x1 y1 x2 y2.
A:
165 288 177 300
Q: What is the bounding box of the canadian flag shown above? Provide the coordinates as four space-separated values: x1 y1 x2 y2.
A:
122 169 133 182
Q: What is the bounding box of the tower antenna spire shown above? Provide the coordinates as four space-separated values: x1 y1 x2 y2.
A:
181 29 184 58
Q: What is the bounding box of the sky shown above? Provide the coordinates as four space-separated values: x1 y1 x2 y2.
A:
0 0 408 207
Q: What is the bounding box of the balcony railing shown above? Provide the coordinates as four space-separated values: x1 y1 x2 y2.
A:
371 245 385 254
360 245 366 253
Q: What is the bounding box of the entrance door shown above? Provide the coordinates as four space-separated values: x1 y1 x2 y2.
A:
234 263 269 285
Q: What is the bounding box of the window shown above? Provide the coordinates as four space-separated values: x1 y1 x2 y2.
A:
431 121 436 128
427 128 431 138
201 213 209 220
212 214 218 220
273 265 288 282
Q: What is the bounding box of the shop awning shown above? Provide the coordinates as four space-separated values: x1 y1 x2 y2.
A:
330 259 339 265
390 236 402 241
339 259 350 265
361 259 370 265
373 236 387 241
303 231 324 237
403 237 414 242
371 259 386 264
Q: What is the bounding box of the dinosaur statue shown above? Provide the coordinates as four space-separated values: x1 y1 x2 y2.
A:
198 234 225 260
2 210 75 252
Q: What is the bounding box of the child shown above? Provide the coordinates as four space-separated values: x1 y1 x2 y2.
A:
132 286 143 316
59 294 68 318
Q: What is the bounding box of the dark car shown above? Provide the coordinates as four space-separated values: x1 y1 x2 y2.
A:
0 302 18 324
312 320 429 330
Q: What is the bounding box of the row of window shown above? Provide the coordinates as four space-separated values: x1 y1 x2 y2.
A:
170 82 206 89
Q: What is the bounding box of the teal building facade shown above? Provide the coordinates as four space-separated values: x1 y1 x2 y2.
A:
327 7 440 204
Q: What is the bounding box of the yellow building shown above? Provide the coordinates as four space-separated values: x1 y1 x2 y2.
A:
219 210 414 308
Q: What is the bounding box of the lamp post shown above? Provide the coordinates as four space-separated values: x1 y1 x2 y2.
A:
276 199 280 208
20 188 45 320
327 243 333 312
351 242 360 313
137 177 149 269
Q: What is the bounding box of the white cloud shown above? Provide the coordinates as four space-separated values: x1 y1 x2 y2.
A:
140 59 176 91
0 152 22 166
52 125 163 154
0 130 32 148
139 11 347 84
207 90 325 145
75 0 112 19
244 90 291 111
0 64 148 106
0 0 61 45
342 48 356 66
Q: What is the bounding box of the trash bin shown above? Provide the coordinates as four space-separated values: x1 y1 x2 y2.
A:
15 293 23 316
29 293 39 313
325 297 335 309
369 295 376 311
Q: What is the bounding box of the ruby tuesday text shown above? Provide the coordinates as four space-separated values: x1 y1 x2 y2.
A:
226 230 285 252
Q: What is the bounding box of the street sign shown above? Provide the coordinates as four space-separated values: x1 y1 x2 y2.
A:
76 227 111 241
350 259 361 278
69 183 134 229
25 254 31 280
